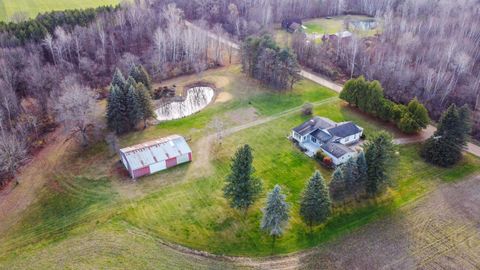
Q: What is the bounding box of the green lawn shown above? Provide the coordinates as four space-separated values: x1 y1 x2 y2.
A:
0 0 122 21
0 65 479 267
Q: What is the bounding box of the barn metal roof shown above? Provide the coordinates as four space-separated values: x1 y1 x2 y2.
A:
120 135 192 170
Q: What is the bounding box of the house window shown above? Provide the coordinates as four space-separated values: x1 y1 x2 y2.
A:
312 137 317 143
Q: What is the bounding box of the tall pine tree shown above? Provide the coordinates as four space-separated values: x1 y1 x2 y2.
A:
129 64 152 91
261 185 290 244
107 85 128 134
136 83 155 128
126 85 142 128
112 68 126 91
356 151 368 196
342 158 359 198
223 145 262 212
329 167 346 202
299 171 331 231
365 131 395 195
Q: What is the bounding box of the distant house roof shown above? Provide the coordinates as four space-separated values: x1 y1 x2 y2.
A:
321 142 354 158
327 122 362 138
120 135 192 171
281 18 303 29
289 22 302 31
293 116 336 136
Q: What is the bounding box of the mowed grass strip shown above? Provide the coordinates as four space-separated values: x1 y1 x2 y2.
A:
0 0 122 21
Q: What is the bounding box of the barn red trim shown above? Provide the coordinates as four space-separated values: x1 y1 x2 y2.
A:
166 157 177 168
188 152 192 161
133 166 150 178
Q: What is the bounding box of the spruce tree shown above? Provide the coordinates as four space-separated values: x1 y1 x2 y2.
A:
421 104 471 167
125 76 137 94
329 166 346 202
126 85 142 128
365 131 396 196
130 64 152 91
111 68 126 92
299 171 331 231
136 83 155 128
342 157 358 198
261 185 290 244
356 151 368 195
223 145 262 212
106 85 128 134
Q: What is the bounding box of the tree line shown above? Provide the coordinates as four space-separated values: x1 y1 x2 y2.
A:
241 34 300 90
0 6 117 45
223 133 396 244
340 76 430 134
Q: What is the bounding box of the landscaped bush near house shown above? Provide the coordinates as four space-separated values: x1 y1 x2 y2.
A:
340 76 430 134
323 157 333 167
315 150 325 161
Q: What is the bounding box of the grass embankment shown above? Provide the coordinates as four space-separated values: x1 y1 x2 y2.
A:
0 0 121 21
0 65 479 267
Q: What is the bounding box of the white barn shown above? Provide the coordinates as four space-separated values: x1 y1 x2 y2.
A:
119 135 192 179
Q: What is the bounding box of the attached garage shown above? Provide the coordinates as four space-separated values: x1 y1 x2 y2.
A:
119 135 192 179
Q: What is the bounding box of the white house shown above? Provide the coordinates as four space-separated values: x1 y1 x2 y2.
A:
119 135 192 179
291 116 363 165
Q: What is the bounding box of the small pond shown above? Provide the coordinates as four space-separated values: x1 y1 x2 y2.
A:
349 19 377 31
155 86 215 121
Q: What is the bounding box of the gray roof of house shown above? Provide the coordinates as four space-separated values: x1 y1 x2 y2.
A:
321 142 354 158
327 122 362 138
293 117 336 136
311 129 332 143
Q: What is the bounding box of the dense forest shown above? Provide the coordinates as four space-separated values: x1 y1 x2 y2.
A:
1 0 479 181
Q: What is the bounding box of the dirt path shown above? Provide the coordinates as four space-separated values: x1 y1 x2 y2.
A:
0 128 71 235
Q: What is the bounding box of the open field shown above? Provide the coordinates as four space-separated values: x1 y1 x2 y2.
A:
0 65 480 268
274 15 381 47
0 0 121 21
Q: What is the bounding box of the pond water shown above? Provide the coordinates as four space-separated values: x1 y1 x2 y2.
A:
349 20 377 31
155 86 215 121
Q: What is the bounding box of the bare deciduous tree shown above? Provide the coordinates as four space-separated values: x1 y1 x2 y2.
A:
55 77 96 147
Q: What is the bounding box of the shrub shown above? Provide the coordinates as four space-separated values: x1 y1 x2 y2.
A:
315 150 325 161
323 157 333 166
302 103 313 116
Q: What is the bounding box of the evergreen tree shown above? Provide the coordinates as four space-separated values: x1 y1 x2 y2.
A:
421 104 471 167
129 64 152 91
111 68 126 92
106 85 128 134
223 145 263 212
126 85 142 128
342 157 359 198
356 151 368 195
125 76 137 93
299 171 331 231
136 83 155 128
398 98 430 133
329 166 346 202
365 131 396 195
261 185 290 244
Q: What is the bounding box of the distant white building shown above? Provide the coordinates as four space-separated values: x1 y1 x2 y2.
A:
119 135 192 179
291 117 363 165
334 31 353 38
